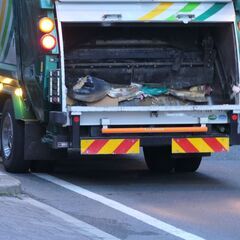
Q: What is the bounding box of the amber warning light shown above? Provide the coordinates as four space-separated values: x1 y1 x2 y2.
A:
39 17 55 33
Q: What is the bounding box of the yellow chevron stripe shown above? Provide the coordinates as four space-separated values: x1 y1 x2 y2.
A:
172 139 186 153
216 137 229 150
98 139 124 154
81 140 95 153
188 138 214 153
126 140 140 154
139 3 173 20
0 0 7 32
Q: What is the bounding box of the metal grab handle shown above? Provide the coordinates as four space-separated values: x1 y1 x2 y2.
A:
176 13 195 24
102 14 122 21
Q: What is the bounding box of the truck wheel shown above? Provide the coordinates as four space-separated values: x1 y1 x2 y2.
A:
174 157 202 173
143 146 174 173
1 99 30 173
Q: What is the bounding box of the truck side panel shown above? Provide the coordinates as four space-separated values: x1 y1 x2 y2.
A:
15 0 59 122
0 0 33 120
0 0 17 78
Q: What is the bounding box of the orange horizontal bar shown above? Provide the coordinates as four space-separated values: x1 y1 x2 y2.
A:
102 126 208 134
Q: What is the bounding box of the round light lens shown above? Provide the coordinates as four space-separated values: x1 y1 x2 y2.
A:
73 116 80 123
231 114 238 121
15 88 23 97
39 17 55 33
2 78 12 84
40 34 56 51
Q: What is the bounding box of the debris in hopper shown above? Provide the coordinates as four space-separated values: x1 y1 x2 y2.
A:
141 86 168 96
67 96 77 106
168 85 212 103
120 95 191 106
168 90 206 102
87 96 119 107
68 75 111 103
189 85 213 95
231 84 240 99
108 83 143 102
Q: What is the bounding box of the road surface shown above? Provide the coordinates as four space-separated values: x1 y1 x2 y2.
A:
1 147 240 240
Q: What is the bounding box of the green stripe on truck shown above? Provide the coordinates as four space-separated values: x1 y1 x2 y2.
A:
195 3 226 21
0 0 12 51
167 3 200 21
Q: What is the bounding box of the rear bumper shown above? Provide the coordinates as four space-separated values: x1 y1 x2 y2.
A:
79 137 229 155
49 108 240 153
52 132 230 155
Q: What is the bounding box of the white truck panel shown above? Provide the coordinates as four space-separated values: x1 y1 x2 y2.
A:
55 1 235 22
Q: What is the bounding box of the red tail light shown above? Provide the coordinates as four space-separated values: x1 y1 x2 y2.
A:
231 114 238 121
40 34 56 51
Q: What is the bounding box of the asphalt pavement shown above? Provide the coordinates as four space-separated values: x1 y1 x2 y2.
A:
0 147 240 240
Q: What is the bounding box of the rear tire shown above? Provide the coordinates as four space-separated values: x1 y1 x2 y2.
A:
174 157 202 173
1 99 30 173
143 146 174 173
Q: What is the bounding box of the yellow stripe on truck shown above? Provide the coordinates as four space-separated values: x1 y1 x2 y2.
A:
216 137 229 150
139 3 173 20
172 139 186 153
81 140 95 154
126 140 140 154
188 138 214 153
98 139 124 155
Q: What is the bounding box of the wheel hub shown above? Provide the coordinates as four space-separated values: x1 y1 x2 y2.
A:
2 113 13 158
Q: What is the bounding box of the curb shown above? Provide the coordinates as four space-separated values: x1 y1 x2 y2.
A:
0 171 21 195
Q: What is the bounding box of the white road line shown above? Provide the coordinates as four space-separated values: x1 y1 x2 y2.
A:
34 173 205 240
25 197 120 240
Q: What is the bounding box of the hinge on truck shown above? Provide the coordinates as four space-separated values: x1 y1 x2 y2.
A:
101 118 111 129
49 69 61 104
176 13 195 24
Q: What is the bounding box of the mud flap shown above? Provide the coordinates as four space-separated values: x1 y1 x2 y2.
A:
24 121 63 161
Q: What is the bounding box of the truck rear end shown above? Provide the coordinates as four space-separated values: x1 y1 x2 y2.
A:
1 0 240 173
48 0 240 172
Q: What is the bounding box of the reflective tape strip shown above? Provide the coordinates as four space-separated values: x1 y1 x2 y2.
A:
188 138 214 153
195 3 226 21
0 0 14 62
172 139 186 153
167 3 200 21
81 140 95 154
126 140 140 154
139 3 173 20
138 2 230 21
98 139 124 155
81 139 140 155
172 137 229 153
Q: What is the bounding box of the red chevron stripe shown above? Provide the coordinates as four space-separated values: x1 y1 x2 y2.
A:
114 139 138 154
202 138 227 152
84 140 108 154
174 138 199 153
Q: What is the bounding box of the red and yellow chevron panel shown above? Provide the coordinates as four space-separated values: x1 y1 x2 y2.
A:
172 137 229 154
81 139 140 155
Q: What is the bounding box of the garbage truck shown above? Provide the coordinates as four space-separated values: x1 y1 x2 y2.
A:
1 0 240 173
